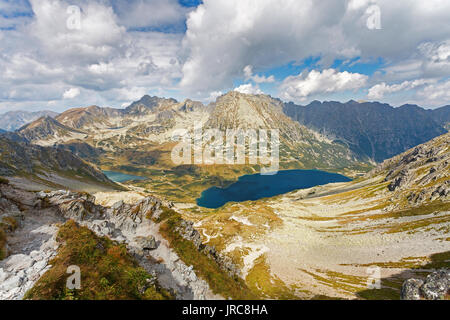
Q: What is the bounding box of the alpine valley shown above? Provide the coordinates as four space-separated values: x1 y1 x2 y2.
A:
0 92 449 300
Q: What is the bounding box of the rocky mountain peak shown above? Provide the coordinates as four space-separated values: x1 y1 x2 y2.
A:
125 95 178 116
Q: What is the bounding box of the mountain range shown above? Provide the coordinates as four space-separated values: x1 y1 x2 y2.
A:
283 100 449 162
3 94 449 166
12 93 372 184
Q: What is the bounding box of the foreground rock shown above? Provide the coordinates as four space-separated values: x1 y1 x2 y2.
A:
401 269 449 300
1 185 225 300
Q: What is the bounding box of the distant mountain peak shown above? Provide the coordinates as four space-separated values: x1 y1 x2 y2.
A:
18 116 86 145
0 110 59 132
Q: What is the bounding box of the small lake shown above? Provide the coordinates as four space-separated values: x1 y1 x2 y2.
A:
103 170 147 183
196 169 351 209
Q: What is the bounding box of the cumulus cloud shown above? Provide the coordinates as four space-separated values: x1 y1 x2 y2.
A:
180 0 450 97
416 80 450 105
367 79 437 100
280 69 368 102
243 65 275 84
0 0 183 112
63 88 81 99
234 83 263 95
207 90 224 102
1 0 450 111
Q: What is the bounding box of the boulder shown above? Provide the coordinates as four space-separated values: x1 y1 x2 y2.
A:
401 269 449 300
134 236 158 251
420 270 449 300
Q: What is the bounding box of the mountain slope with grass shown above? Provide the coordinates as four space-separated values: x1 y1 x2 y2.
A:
181 132 449 299
0 135 119 192
18 116 87 146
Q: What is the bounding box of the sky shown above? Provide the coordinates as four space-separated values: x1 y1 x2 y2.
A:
0 0 449 113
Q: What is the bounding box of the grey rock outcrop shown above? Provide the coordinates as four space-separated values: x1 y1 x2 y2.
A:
176 220 242 279
401 279 424 300
401 269 449 300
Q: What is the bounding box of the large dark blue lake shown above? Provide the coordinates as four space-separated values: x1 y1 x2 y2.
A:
196 169 351 209
103 170 147 183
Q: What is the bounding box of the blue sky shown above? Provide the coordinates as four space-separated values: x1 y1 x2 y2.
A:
0 0 449 113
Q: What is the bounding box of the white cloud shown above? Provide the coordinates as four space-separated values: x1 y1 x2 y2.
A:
416 79 450 105
243 65 275 84
280 69 368 102
180 0 450 97
63 88 81 99
234 83 263 95
1 0 450 111
0 0 184 113
207 91 223 102
367 79 437 100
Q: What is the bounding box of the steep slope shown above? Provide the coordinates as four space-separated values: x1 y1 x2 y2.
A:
283 100 448 162
56 105 124 130
125 95 178 116
0 184 249 300
206 92 370 172
0 110 58 132
18 116 87 146
183 132 449 299
0 135 119 191
429 105 450 130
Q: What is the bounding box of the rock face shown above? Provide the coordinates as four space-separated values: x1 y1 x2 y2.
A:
18 116 86 144
1 184 224 300
401 270 449 300
134 236 158 251
176 220 242 279
0 135 116 189
283 100 449 162
369 132 450 206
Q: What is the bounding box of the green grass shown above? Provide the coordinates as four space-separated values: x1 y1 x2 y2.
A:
158 206 258 300
25 220 173 300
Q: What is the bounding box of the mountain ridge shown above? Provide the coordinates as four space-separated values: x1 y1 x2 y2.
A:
283 100 449 162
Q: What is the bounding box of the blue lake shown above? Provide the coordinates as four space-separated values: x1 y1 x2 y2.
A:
196 170 351 209
103 170 147 183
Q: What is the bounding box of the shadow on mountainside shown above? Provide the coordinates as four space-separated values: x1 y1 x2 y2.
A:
356 250 450 300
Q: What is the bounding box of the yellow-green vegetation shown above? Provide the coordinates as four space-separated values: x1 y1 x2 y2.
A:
0 176 9 184
0 216 18 261
357 251 450 300
1 216 19 232
0 227 6 260
246 256 301 299
25 220 173 300
386 201 450 234
158 206 258 299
